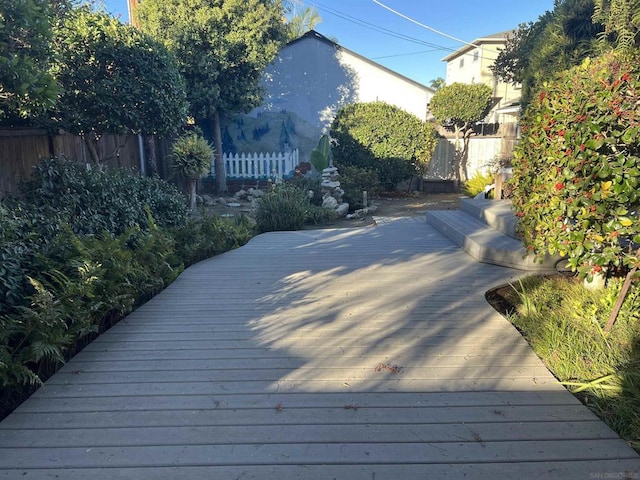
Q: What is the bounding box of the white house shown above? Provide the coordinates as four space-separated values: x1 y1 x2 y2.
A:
223 30 435 161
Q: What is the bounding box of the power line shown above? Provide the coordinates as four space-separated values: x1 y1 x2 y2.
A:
305 0 458 53
371 0 477 48
301 1 504 66
371 49 443 59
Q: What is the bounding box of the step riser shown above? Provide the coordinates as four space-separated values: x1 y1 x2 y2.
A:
426 210 557 273
460 198 518 239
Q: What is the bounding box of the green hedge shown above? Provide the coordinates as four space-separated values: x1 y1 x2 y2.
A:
511 51 640 277
331 102 437 190
330 102 438 191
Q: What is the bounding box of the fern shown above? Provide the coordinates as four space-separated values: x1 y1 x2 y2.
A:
28 341 64 364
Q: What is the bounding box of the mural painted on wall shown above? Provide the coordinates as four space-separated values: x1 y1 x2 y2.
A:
222 33 359 163
222 110 320 162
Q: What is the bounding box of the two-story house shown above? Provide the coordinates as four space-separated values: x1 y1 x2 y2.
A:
441 31 521 127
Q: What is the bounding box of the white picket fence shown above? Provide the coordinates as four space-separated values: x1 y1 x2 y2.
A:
215 149 299 179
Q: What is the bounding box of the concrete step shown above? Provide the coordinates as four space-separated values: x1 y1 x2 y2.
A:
426 209 557 273
459 198 518 238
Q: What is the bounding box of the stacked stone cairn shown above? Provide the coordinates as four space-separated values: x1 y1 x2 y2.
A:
321 166 349 217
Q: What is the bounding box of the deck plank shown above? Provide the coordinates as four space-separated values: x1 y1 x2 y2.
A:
1 217 638 478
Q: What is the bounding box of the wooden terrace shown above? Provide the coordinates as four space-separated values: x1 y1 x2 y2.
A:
1 216 638 478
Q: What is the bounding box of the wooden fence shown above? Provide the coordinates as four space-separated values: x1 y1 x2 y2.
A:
2 127 519 197
426 136 517 180
0 128 143 198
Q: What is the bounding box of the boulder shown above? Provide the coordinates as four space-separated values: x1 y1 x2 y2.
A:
201 194 216 206
335 203 349 217
234 189 248 200
322 196 338 209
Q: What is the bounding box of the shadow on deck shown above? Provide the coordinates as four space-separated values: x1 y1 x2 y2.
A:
0 217 638 479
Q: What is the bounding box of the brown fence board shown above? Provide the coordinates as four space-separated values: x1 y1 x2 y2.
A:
0 128 146 198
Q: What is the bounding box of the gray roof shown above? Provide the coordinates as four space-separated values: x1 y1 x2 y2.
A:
441 30 514 62
287 30 435 94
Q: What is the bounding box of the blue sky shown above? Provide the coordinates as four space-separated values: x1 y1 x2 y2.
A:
101 0 554 86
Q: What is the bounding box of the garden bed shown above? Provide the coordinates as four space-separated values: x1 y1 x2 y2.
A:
486 275 640 453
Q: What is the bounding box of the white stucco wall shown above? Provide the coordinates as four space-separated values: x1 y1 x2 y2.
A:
336 49 432 121
253 34 433 134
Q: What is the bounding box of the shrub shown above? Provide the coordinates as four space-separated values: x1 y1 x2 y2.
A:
0 223 181 388
338 165 381 210
511 51 640 277
462 171 494 198
254 183 309 232
306 205 338 225
331 102 438 191
286 175 323 206
376 157 416 191
20 157 188 235
169 132 214 178
0 204 31 311
0 155 261 420
170 214 253 266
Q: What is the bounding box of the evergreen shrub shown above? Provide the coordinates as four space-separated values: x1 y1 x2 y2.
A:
511 51 640 277
330 102 438 191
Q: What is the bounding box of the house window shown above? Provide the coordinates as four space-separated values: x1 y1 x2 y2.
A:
473 51 479 62
459 58 464 68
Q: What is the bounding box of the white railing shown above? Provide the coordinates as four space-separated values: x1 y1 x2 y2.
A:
215 149 299 179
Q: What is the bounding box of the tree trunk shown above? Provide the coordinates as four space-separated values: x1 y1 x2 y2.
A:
452 128 463 189
145 135 158 176
188 179 197 210
82 134 101 165
212 111 226 193
460 129 472 183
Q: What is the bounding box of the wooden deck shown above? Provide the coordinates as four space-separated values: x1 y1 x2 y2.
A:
1 216 638 479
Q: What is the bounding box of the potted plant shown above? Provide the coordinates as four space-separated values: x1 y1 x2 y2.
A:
169 132 214 209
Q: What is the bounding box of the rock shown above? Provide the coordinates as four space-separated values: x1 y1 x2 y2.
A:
322 166 338 175
201 194 216 206
335 203 349 217
584 271 607 291
321 180 341 189
353 209 366 220
249 188 265 198
346 204 377 220
215 197 227 205
322 196 338 209
234 189 248 200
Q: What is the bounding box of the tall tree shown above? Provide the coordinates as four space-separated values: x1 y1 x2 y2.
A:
428 77 445 90
492 0 603 107
285 2 322 41
0 0 58 121
48 6 188 165
429 83 492 185
136 0 287 192
593 0 640 49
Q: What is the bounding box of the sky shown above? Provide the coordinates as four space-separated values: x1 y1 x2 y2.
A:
101 0 555 87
